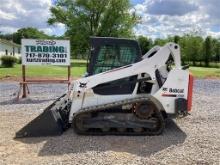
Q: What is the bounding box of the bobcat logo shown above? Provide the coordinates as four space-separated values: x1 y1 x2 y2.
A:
162 87 168 91
169 88 184 93
79 82 87 88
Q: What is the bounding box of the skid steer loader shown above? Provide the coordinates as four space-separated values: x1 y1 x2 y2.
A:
15 37 193 137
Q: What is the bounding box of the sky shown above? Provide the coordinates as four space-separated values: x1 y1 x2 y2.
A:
0 0 220 39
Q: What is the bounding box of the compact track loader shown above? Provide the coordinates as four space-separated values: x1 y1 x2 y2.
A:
15 37 193 137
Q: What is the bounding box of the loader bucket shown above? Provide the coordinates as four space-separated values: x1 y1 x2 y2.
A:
15 94 70 138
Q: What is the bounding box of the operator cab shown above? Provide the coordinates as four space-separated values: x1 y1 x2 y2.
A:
87 37 142 76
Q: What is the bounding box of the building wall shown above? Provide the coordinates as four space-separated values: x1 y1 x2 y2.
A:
0 42 21 59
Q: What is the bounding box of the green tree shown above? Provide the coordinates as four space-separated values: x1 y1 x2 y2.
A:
178 35 189 64
154 38 168 46
137 36 153 55
48 0 138 58
178 34 203 66
0 33 13 41
174 35 180 44
12 27 50 44
203 36 213 67
212 38 220 66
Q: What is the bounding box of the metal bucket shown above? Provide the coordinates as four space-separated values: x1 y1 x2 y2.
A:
15 94 70 138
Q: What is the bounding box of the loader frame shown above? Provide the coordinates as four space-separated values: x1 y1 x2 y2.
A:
15 39 193 138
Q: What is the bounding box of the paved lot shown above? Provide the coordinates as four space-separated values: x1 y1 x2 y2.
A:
0 79 219 165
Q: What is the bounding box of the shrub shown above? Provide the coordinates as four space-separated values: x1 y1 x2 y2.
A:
0 55 17 67
17 57 22 64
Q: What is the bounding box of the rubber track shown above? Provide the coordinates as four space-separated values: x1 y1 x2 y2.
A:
72 96 165 135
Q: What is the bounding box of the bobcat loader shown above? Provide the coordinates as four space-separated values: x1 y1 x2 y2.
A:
15 37 193 137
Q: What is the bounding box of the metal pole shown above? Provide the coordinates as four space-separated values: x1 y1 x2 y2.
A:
22 65 27 98
68 65 71 90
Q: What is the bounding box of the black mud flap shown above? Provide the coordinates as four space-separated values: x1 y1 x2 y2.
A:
175 98 188 117
15 94 69 138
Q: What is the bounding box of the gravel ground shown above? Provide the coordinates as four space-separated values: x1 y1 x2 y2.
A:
0 79 219 165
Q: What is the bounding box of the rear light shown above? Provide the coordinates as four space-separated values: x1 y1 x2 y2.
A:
187 74 194 111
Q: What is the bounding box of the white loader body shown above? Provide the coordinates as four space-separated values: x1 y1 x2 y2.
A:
68 42 191 122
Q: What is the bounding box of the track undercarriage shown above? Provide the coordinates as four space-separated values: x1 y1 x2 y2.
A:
73 97 165 135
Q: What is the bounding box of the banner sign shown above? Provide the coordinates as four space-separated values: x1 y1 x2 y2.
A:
21 39 70 65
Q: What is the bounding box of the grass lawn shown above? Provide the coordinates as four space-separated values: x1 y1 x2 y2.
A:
0 59 219 79
0 59 87 79
189 67 220 78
